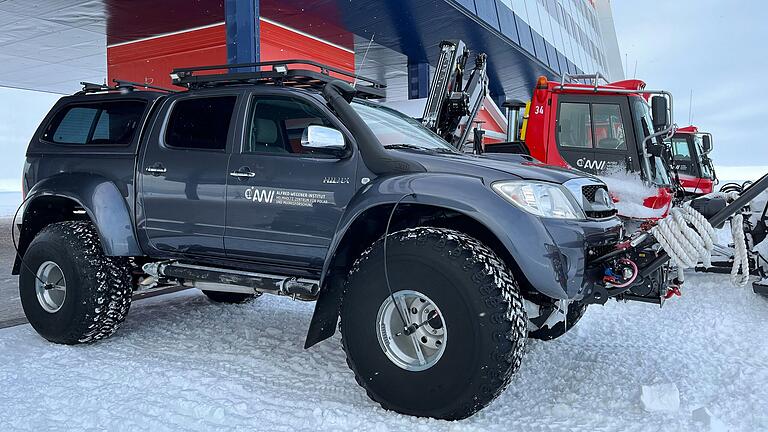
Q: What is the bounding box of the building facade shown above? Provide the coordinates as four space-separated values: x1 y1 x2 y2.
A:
105 0 624 123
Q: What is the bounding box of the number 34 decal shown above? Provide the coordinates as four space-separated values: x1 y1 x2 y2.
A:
533 105 544 115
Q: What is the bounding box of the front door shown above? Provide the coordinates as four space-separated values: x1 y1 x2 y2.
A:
555 95 640 175
225 91 358 270
139 91 241 257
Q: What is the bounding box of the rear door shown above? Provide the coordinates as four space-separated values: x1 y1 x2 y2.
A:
138 90 242 257
224 90 358 270
555 95 640 175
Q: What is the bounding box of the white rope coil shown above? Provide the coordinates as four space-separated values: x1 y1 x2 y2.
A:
649 192 749 286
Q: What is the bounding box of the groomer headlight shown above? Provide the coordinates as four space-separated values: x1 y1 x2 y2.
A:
492 180 585 219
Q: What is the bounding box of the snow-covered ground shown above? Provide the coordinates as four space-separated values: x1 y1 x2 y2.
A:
1 273 767 431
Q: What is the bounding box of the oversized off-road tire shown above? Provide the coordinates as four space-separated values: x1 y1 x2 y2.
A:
19 221 133 344
340 227 527 420
527 301 588 341
201 290 259 304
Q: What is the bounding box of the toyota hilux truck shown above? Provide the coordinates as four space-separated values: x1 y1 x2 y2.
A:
14 60 754 420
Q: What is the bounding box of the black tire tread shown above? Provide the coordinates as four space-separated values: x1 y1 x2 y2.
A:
339 227 527 420
25 221 132 344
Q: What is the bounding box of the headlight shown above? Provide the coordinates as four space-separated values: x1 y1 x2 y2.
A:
492 181 585 219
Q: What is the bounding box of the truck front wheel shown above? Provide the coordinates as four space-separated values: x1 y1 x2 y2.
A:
340 227 527 420
19 221 133 344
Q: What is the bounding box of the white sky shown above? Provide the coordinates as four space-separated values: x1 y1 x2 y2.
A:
612 0 768 173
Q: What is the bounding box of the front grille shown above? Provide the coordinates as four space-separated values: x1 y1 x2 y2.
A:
582 184 604 202
585 209 618 219
581 184 617 219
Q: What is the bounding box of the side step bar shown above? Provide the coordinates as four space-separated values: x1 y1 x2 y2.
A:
143 262 320 300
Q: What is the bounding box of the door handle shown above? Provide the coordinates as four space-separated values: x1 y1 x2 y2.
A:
145 163 167 176
229 167 256 179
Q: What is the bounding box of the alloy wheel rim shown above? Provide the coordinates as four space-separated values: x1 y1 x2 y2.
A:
35 261 67 313
375 290 447 371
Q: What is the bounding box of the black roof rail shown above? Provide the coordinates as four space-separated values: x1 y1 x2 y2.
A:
113 79 179 93
170 59 387 99
76 79 177 95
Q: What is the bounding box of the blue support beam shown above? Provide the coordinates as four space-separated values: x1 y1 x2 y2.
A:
225 0 260 67
408 62 430 99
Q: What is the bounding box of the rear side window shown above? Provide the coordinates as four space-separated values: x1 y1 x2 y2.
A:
165 96 237 150
43 101 146 145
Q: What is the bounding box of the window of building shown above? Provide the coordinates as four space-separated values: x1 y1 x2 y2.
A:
165 96 237 150
44 101 146 145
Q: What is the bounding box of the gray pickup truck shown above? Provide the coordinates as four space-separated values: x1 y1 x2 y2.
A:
13 61 678 420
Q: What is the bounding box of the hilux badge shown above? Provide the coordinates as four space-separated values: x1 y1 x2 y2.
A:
323 177 350 184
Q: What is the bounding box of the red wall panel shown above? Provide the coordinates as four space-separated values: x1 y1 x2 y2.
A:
108 24 227 89
107 19 354 90
260 20 354 72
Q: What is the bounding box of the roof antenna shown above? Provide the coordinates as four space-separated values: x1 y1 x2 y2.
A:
624 53 628 78
354 33 375 87
688 89 694 125
633 59 637 79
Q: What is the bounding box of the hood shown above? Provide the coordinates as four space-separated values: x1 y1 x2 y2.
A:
400 151 598 184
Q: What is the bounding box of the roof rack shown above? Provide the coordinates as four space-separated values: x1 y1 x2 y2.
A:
559 72 610 90
76 79 178 95
170 59 386 99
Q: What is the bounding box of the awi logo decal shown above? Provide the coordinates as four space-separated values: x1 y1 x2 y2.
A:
576 158 607 171
245 187 275 203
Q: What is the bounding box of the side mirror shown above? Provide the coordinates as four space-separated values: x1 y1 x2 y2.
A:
651 96 669 130
301 125 346 153
702 134 713 154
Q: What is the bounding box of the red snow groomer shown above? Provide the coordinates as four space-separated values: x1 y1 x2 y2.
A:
667 125 717 196
486 74 678 221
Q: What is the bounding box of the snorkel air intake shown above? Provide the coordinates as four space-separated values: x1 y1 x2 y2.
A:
322 80 426 175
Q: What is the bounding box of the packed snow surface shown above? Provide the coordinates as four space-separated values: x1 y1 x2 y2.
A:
1 273 767 431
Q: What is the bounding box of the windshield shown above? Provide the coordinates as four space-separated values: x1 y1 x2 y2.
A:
351 100 459 153
630 96 671 186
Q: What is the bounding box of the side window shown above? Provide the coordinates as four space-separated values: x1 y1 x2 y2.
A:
44 101 146 145
593 104 626 150
165 96 237 150
558 102 592 148
245 96 339 156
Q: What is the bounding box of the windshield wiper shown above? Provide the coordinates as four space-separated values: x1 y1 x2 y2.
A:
384 143 457 154
384 143 431 151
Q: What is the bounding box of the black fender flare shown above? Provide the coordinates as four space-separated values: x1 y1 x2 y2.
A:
304 173 567 348
12 173 142 274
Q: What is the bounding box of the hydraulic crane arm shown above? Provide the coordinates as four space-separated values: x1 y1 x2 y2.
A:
421 40 489 149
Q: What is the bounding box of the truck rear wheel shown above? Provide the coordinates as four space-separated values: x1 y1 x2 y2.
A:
19 221 133 344
340 227 527 420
